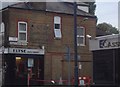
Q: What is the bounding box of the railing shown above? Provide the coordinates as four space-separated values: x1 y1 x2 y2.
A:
27 76 92 87
29 79 68 85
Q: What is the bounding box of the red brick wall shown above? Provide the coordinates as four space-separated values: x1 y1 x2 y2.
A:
4 8 96 82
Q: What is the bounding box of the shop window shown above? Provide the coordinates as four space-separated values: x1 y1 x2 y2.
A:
18 22 27 41
77 27 85 46
54 16 62 38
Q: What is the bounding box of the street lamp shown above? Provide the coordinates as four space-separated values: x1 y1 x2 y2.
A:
74 2 89 86
73 2 78 87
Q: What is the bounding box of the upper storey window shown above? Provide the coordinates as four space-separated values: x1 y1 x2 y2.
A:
54 16 62 38
77 26 85 46
18 22 27 41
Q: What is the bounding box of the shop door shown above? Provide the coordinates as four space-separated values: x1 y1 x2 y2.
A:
29 58 44 85
15 57 27 85
15 55 44 86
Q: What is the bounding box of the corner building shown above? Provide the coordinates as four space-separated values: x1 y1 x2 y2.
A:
1 2 97 86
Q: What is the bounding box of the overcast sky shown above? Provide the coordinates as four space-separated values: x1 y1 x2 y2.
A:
96 0 119 29
0 0 119 29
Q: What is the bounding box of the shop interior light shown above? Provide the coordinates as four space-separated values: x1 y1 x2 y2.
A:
79 77 82 80
16 57 21 60
83 77 86 80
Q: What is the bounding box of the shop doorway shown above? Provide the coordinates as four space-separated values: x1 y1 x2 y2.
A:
4 54 44 86
15 55 44 85
15 56 27 85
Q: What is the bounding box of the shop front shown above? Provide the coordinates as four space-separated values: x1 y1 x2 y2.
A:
89 34 120 86
2 48 44 86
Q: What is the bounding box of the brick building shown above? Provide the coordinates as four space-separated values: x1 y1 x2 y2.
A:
0 2 97 86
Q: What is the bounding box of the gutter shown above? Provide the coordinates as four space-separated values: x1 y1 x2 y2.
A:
7 6 97 18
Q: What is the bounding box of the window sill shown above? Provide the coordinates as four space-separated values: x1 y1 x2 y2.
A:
77 44 85 46
18 40 28 43
9 41 28 46
17 41 28 45
54 37 62 40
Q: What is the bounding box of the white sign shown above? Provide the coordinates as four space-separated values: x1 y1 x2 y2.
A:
9 41 28 45
8 48 44 55
9 37 18 42
28 58 34 67
89 34 120 51
79 80 85 86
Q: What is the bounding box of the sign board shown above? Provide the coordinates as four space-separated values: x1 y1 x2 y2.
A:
99 39 120 49
0 47 8 54
8 48 44 55
9 41 28 45
89 34 120 51
9 37 18 42
79 80 85 86
28 58 34 67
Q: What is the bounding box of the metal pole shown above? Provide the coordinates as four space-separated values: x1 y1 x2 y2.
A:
74 2 78 87
66 46 71 85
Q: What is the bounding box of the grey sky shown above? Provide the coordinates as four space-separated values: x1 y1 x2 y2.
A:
95 1 119 29
0 0 119 29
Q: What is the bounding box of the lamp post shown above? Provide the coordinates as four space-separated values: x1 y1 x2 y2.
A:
74 2 78 87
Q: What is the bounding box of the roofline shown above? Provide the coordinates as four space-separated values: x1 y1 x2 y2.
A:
65 2 89 7
0 6 9 12
96 34 120 39
7 6 97 18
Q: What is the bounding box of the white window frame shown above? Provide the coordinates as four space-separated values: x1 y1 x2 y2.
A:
54 16 62 39
18 21 27 42
77 26 85 46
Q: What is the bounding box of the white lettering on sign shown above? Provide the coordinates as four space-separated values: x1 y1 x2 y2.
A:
9 48 44 55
